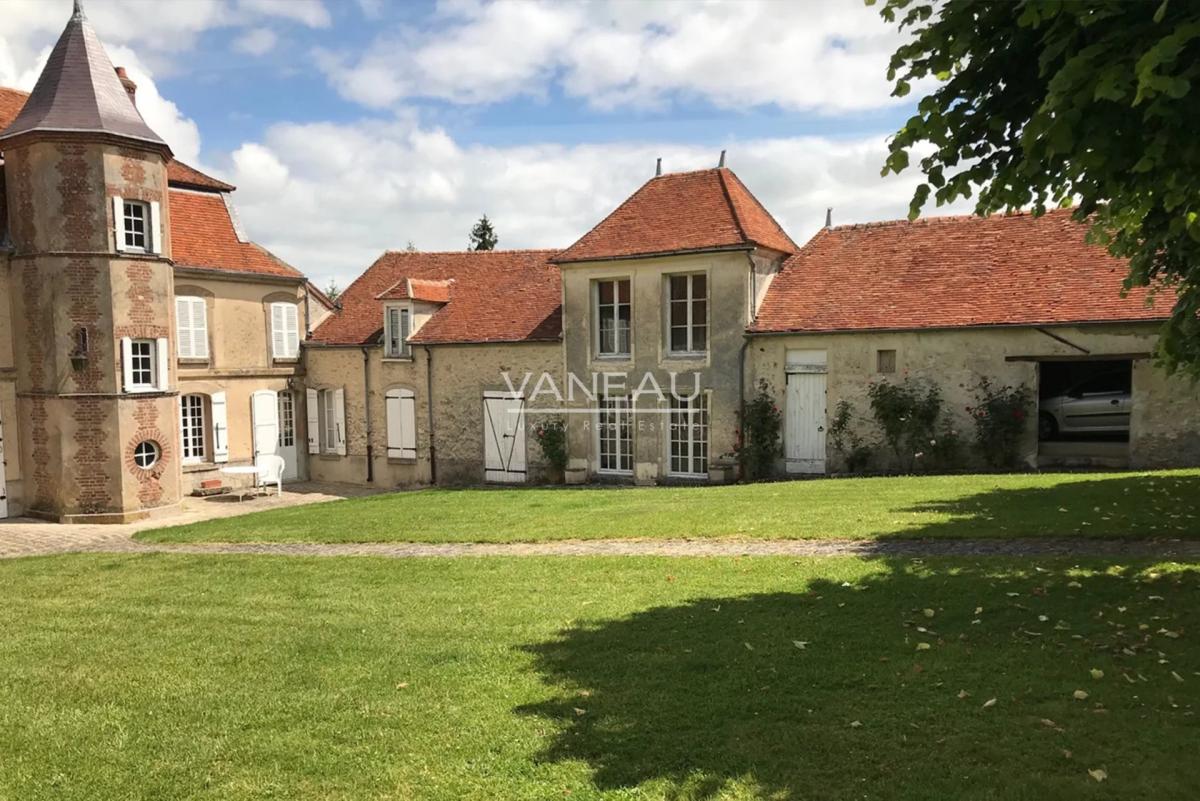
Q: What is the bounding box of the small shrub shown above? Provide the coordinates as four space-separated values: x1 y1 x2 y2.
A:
532 418 568 474
867 377 944 472
828 400 873 473
926 421 966 472
968 377 1033 469
736 380 784 481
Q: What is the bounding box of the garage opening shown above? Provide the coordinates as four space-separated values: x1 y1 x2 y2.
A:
1037 359 1131 468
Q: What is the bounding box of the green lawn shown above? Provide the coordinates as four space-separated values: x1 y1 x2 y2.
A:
0 554 1197 800
140 469 1200 543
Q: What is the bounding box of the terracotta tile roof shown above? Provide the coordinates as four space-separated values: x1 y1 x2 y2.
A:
751 209 1170 334
166 160 234 191
0 6 166 149
314 250 562 346
554 167 797 263
1 85 233 192
375 277 455 303
169 188 302 280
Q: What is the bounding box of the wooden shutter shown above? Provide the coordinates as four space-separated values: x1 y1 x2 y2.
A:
155 337 169 391
176 297 208 359
270 303 286 359
112 196 126 252
120 336 134 391
211 391 229 463
285 304 299 358
386 388 417 459
333 387 346 456
400 308 411 357
306 388 320 454
149 200 162 255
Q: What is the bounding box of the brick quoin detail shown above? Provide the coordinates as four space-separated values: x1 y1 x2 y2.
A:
20 262 46 389
124 399 169 508
56 143 98 251
120 262 168 336
119 156 146 187
27 397 51 510
11 153 36 249
72 397 113 514
65 257 102 393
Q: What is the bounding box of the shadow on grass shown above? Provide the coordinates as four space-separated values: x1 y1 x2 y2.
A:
518 559 1200 800
877 472 1200 540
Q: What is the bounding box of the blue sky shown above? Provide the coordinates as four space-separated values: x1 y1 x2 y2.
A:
0 0 960 289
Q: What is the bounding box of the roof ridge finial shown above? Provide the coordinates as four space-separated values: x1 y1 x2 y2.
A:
655 157 662 177
73 0 86 19
718 149 726 168
825 207 833 228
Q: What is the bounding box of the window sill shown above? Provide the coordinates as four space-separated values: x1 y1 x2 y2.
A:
663 352 708 361
177 358 210 367
272 357 300 365
382 356 414 363
594 354 632 362
182 462 218 473
319 453 344 461
387 457 418 465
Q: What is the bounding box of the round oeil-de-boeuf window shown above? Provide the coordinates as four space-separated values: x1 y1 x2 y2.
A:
133 440 160 469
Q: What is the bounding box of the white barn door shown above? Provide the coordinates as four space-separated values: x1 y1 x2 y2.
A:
483 392 526 483
251 390 281 465
785 350 827 474
0 404 7 518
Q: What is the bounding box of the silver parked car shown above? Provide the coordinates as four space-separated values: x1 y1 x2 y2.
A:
1039 372 1131 439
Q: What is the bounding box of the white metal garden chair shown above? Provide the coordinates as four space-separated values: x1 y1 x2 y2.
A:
254 454 286 497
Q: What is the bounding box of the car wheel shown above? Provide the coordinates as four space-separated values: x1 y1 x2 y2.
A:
1038 412 1058 441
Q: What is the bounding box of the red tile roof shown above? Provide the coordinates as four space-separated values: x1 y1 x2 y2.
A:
751 209 1170 334
1 85 234 192
554 167 797 263
169 189 302 279
375 277 454 303
314 250 561 346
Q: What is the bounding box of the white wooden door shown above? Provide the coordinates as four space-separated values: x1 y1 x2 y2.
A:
251 390 280 464
0 404 8 518
276 391 299 480
785 350 827 474
483 392 527 483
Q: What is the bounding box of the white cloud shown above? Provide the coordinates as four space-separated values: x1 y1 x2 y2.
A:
108 47 203 166
233 27 278 56
225 117 972 290
318 0 913 113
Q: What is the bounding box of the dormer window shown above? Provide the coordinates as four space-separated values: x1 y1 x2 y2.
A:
385 305 412 359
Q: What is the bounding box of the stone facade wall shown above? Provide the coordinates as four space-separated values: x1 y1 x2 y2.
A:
559 249 783 484
747 322 1200 473
0 254 23 515
304 340 563 488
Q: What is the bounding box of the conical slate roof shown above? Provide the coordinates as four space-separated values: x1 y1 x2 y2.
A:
0 1 167 150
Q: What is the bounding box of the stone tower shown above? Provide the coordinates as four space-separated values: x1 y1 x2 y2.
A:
0 1 180 522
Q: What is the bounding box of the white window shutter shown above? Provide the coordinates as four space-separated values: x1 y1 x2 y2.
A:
193 299 209 359
270 303 284 359
386 391 402 458
400 392 416 458
113 196 126 252
176 297 192 359
149 200 162 255
155 337 169 391
210 391 229 463
120 336 133 391
333 387 346 456
306 388 320 454
286 304 299 358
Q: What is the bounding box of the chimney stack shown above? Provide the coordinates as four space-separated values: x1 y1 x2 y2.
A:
718 149 726 168
655 157 662 177
115 66 137 105
825 207 833 228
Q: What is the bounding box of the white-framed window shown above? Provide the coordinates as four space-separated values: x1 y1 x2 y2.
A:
666 273 708 355
278 391 295 448
385 388 417 459
270 302 300 360
318 388 346 455
128 339 156 389
175 296 209 360
384 306 412 359
180 394 207 464
668 392 709 478
593 278 631 358
597 395 633 474
122 200 149 252
133 440 160 470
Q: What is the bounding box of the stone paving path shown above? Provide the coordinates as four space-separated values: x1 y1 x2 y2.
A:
3 482 1198 561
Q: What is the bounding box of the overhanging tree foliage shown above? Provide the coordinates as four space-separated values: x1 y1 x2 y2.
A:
872 0 1200 375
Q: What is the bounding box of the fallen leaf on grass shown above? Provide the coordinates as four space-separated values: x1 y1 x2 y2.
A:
923 608 935 618
982 698 996 708
1088 768 1108 783
1172 671 1184 683
1068 581 1082 589
1073 690 1089 700
574 708 587 716
957 689 970 699
849 720 862 728
793 641 809 650
1090 669 1104 680
916 642 931 651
